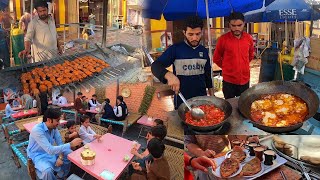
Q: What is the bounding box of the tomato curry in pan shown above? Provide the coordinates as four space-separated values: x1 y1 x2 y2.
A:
185 104 225 126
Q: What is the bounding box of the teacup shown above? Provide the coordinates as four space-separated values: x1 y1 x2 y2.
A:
264 150 277 165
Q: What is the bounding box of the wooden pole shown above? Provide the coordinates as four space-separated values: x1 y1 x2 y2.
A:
116 78 119 103
102 0 108 47
310 5 314 37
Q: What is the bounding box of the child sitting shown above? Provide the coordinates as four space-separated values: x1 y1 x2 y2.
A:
64 120 81 150
79 115 102 144
129 125 167 176
131 138 170 180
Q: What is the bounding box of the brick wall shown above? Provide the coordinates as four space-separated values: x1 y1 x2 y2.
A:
62 81 174 120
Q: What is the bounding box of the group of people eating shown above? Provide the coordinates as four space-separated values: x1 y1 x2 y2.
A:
4 91 41 121
74 92 129 124
26 107 171 180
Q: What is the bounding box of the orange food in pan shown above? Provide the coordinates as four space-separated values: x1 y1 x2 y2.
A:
185 104 225 127
250 93 308 127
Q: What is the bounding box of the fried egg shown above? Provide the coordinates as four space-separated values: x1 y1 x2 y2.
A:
251 93 308 127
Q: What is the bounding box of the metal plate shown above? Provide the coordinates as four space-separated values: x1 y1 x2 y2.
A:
177 96 232 132
272 141 319 168
121 87 131 98
238 80 320 133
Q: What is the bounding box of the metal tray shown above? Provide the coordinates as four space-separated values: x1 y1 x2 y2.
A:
209 149 287 180
272 141 319 168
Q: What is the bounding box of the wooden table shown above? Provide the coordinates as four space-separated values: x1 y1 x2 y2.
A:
68 133 139 180
23 120 68 133
11 109 38 119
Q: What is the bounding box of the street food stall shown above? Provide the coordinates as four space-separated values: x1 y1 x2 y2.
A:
173 80 320 135
188 135 320 179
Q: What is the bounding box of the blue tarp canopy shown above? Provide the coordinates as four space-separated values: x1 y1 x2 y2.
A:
143 0 266 20
245 0 320 22
0 0 9 11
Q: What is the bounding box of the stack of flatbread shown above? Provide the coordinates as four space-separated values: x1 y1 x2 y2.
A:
273 135 320 165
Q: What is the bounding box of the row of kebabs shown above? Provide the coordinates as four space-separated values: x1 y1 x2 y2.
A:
21 56 109 94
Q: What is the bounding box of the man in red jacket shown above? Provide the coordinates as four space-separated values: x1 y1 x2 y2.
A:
213 12 254 99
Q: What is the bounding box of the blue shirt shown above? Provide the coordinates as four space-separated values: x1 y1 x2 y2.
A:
5 104 17 118
13 100 20 107
27 122 72 172
79 125 96 144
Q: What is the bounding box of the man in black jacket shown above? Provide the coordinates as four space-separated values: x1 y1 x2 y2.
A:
114 96 128 121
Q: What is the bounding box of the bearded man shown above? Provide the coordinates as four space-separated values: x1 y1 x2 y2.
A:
151 16 213 109
213 12 254 99
19 1 61 62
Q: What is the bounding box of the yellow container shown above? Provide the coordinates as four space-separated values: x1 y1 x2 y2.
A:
214 75 223 91
11 24 24 36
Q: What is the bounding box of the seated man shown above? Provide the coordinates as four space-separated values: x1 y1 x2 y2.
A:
130 125 167 176
27 108 82 179
5 99 18 120
81 96 89 110
131 138 170 180
21 91 33 109
113 95 128 121
13 96 21 107
52 96 59 105
57 94 68 106
101 98 115 119
146 138 170 179
88 94 100 109
95 98 114 125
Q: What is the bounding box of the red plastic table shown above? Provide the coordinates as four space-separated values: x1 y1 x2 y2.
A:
137 115 155 127
86 109 99 114
58 103 74 108
68 133 139 180
11 109 38 119
23 120 68 133
137 115 156 138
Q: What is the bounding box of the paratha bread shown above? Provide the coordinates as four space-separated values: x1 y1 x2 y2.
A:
242 157 262 176
220 158 240 178
300 156 320 165
230 146 246 162
273 135 293 156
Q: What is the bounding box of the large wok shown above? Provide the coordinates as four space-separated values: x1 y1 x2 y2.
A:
178 96 232 132
239 81 320 133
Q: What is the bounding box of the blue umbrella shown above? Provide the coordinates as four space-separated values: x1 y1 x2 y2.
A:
0 0 9 11
245 0 320 22
143 0 265 20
